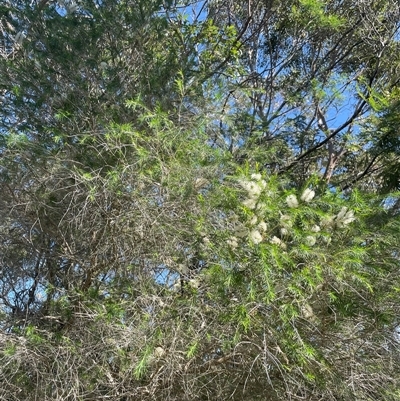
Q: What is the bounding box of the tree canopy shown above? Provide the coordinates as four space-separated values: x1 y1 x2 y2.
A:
0 1 399 400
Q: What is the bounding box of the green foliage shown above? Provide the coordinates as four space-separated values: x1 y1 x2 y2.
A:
0 0 399 400
292 0 345 29
2 343 16 357
25 325 45 345
134 346 152 380
186 340 199 359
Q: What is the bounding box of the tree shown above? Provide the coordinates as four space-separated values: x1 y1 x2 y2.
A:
203 0 400 189
0 1 399 400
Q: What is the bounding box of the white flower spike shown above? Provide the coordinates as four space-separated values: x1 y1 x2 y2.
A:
305 236 316 246
250 215 258 226
301 188 315 203
259 179 267 189
238 180 252 192
247 182 262 198
280 214 293 227
336 207 348 221
280 227 289 236
243 198 257 209
336 207 355 227
154 347 165 358
286 194 299 208
258 221 267 232
251 173 262 181
239 178 264 198
270 236 287 249
227 236 239 249
311 225 321 233
270 236 282 245
321 216 334 228
250 230 262 244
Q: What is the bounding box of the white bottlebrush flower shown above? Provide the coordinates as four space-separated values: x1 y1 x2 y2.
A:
251 173 262 181
250 229 263 244
258 221 267 232
227 236 239 249
271 236 287 249
301 188 315 203
243 198 257 209
311 225 321 233
305 235 316 246
280 227 289 236
189 278 200 289
336 207 355 227
301 303 315 320
14 31 25 46
238 179 253 192
336 206 348 221
239 179 262 198
286 194 299 208
154 347 165 358
259 179 267 189
172 280 181 291
250 215 258 226
255 202 266 213
202 236 210 245
270 236 282 245
247 181 262 198
342 211 355 225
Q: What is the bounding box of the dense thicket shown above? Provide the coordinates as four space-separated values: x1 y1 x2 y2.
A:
0 1 399 400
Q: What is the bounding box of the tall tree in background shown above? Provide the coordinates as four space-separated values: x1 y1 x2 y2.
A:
0 1 399 400
203 0 400 188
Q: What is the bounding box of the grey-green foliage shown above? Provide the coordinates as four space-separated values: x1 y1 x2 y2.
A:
0 1 399 401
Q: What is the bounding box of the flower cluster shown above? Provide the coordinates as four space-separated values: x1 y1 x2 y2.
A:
227 177 356 253
229 174 269 246
239 174 267 210
335 207 355 228
227 236 239 249
286 188 315 208
301 188 315 203
286 194 299 208
305 235 316 246
99 61 108 70
270 235 286 249
248 213 267 245
250 230 263 244
311 225 320 233
320 207 355 230
280 188 356 248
